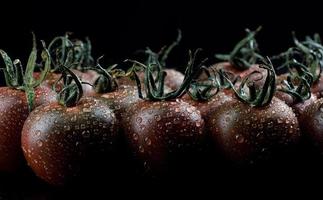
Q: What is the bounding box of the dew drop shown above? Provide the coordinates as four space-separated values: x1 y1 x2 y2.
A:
145 137 152 146
82 130 90 138
320 106 323 112
186 107 193 113
81 124 86 129
175 107 180 113
235 134 245 144
155 115 161 122
133 133 139 141
35 130 41 137
196 121 201 127
139 145 145 153
71 115 77 122
64 125 71 131
37 140 43 147
83 107 91 113
136 117 143 123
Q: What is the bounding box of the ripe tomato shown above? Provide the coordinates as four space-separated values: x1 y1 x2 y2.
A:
21 67 119 185
0 38 56 171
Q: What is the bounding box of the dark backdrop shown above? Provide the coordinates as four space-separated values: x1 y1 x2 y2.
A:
1 0 321 69
0 0 322 198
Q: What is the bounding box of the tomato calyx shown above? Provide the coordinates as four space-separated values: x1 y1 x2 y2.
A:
127 48 204 101
292 32 322 83
48 33 95 72
224 58 276 107
187 66 238 101
85 56 125 94
277 58 314 103
215 26 263 70
56 66 84 107
0 33 51 111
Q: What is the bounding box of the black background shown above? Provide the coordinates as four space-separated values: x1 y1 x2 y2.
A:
1 0 322 70
1 0 323 199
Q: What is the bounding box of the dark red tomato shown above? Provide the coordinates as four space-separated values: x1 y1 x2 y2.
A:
311 76 323 98
182 91 234 122
0 86 56 172
101 85 142 121
34 72 61 90
208 97 300 164
122 99 205 175
163 69 184 90
275 91 317 117
299 98 323 151
21 97 119 185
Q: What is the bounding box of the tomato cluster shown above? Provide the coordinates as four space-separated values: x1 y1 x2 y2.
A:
1 29 323 186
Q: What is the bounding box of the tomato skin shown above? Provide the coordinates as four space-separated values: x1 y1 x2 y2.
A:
35 70 98 97
122 100 205 176
202 62 261 79
275 91 317 118
0 86 56 172
299 98 323 151
182 91 234 122
163 69 184 90
21 97 119 185
208 97 300 164
101 86 143 121
311 76 323 98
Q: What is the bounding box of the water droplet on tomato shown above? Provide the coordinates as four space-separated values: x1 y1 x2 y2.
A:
37 140 43 147
81 124 86 129
235 134 245 144
64 125 71 131
139 145 145 153
82 130 90 138
83 107 91 113
71 115 77 122
145 137 152 146
35 130 41 137
320 106 323 112
136 117 143 123
196 121 201 127
133 133 139 141
186 107 193 113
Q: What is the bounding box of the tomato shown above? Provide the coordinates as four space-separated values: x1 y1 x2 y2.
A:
21 97 119 185
21 67 119 185
183 91 233 122
123 99 205 176
208 62 300 164
0 86 55 171
120 49 206 177
300 98 323 152
0 38 56 171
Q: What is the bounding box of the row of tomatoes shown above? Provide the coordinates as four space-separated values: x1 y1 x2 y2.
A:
1 30 323 186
